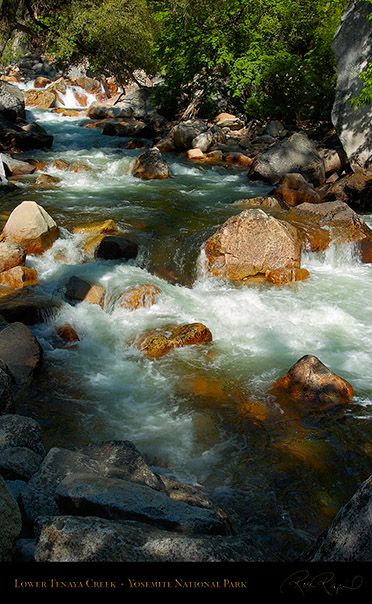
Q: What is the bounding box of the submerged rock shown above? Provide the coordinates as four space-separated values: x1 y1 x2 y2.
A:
0 322 42 387
72 219 119 235
202 209 302 284
56 323 80 344
132 148 169 180
1 201 59 255
33 173 60 189
272 355 353 405
93 235 138 261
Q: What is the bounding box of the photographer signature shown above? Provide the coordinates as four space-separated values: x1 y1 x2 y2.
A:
280 569 363 597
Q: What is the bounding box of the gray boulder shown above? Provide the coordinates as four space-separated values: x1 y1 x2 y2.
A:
249 132 325 186
55 472 228 535
34 515 263 562
0 365 14 414
20 441 165 524
131 148 169 180
0 475 22 561
331 1 372 172
0 414 45 456
305 474 372 561
0 446 43 481
0 81 25 121
171 119 208 150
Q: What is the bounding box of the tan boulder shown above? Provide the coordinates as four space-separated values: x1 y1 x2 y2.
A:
24 89 56 109
273 173 322 207
285 200 372 252
0 266 37 289
67 161 91 173
187 148 204 160
34 76 52 89
1 201 59 255
119 284 161 310
272 355 353 405
214 113 245 130
48 159 70 171
135 323 212 359
46 77 67 96
202 209 302 283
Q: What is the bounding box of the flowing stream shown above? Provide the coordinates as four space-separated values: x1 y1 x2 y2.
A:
4 91 372 557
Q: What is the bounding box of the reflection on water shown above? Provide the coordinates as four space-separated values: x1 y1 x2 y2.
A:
4 108 372 557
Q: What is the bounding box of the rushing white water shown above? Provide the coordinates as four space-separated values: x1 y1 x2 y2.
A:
6 103 372 542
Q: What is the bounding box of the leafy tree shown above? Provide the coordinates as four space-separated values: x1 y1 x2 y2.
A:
152 0 348 121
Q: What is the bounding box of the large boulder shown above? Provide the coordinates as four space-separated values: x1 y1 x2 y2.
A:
331 1 372 172
24 89 56 109
285 200 372 252
34 515 263 562
305 474 372 562
0 475 22 561
248 132 325 186
201 209 302 284
1 201 59 255
132 148 169 180
55 473 227 535
0 81 25 121
171 119 208 150
272 355 354 405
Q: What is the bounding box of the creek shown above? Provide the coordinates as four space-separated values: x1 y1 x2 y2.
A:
4 88 372 558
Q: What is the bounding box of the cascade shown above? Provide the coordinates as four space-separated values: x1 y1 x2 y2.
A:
2 93 372 553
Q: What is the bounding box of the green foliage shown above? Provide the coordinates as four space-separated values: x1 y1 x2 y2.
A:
0 0 352 120
152 0 348 120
